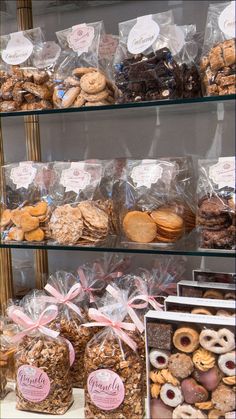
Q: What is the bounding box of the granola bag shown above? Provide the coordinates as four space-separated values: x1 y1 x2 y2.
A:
48 160 114 245
0 333 16 399
7 295 73 414
118 158 196 245
0 28 55 112
84 306 145 419
197 157 235 249
114 10 183 103
200 1 236 96
53 22 116 108
0 161 53 243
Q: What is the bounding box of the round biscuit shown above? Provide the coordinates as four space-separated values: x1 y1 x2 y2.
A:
123 211 157 243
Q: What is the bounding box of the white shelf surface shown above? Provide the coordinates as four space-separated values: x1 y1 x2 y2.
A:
1 388 85 419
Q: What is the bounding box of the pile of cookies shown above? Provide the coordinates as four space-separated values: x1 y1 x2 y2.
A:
147 321 236 419
197 195 235 249
53 67 117 108
0 66 53 112
49 200 109 245
1 201 50 242
123 203 195 244
200 39 236 96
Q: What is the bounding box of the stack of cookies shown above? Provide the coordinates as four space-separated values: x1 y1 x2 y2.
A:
200 39 236 96
1 201 50 242
53 67 117 108
197 195 235 249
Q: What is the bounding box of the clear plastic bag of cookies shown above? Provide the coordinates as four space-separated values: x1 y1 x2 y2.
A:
7 293 73 415
1 161 53 243
53 21 117 108
83 304 145 419
43 270 98 388
114 10 183 103
0 332 16 399
0 28 55 112
146 311 235 419
48 160 115 245
98 33 119 80
200 1 235 96
197 157 235 249
117 158 196 245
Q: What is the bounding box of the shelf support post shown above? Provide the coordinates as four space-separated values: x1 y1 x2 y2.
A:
17 0 48 289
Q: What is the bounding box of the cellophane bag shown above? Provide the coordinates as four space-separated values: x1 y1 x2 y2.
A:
7 293 73 415
0 161 53 243
0 28 55 112
197 157 235 249
0 332 16 399
117 158 196 244
48 160 115 245
44 271 98 388
84 305 145 419
98 33 119 79
200 1 236 96
114 11 183 103
53 21 116 108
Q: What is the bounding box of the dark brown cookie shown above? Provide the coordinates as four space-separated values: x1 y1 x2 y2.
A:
202 225 235 249
198 196 229 218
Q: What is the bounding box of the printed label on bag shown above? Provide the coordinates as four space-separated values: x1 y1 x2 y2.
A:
60 163 92 193
33 41 61 68
17 365 50 402
127 15 159 54
131 162 163 188
209 157 235 189
67 24 94 56
88 369 125 410
10 162 37 189
218 1 235 38
99 34 119 59
2 32 33 65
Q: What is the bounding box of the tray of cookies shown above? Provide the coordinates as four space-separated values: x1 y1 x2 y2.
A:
145 310 235 419
165 296 235 317
177 280 236 301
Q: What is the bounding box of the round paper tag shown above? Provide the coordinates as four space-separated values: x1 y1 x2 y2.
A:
218 1 235 39
127 15 160 54
17 365 50 402
87 369 125 411
2 32 33 65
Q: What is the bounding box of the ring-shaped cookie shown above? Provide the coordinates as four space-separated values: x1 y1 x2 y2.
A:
200 328 235 354
173 404 207 419
160 383 183 407
218 351 236 376
149 349 170 369
203 290 224 299
173 327 199 353
191 308 213 315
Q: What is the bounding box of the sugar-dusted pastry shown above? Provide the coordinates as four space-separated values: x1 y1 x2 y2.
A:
168 353 194 379
193 366 222 391
212 384 236 413
181 377 209 404
200 328 235 354
173 327 199 353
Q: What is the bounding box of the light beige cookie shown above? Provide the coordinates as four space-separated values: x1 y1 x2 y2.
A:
81 89 109 103
73 95 86 107
72 67 97 77
61 86 81 108
80 72 106 94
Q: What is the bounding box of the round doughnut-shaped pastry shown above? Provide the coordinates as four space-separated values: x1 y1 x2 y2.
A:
160 383 183 407
173 404 207 419
218 351 236 376
168 353 194 379
212 384 236 413
173 327 199 353
203 290 224 299
208 409 226 419
200 328 235 354
149 349 170 369
193 348 215 371
191 308 213 315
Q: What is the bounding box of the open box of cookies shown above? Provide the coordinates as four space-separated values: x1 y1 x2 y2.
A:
177 280 236 301
165 296 235 317
145 311 235 419
192 270 236 284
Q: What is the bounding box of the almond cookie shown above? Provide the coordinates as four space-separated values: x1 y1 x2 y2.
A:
0 209 11 227
81 89 109 103
20 213 39 232
49 204 83 245
7 227 24 241
23 82 51 100
212 384 236 413
25 228 45 242
78 201 109 231
168 353 194 379
193 348 215 371
80 72 106 94
173 327 199 353
123 211 157 243
61 86 81 108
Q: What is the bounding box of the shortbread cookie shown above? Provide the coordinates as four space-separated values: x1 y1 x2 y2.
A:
123 211 157 243
25 228 45 242
81 89 109 103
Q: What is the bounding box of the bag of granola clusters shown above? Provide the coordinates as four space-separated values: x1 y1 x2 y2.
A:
0 161 53 243
7 293 73 414
197 157 235 249
118 158 196 245
48 160 115 245
114 11 183 103
200 1 236 96
53 22 117 108
84 306 145 419
0 28 55 112
44 271 98 388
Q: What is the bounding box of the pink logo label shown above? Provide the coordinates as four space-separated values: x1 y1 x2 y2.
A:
67 24 94 55
17 365 50 402
87 369 125 411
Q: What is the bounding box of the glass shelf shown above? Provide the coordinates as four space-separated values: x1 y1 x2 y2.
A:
0 94 235 118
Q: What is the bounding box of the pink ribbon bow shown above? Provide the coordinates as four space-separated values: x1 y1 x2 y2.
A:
92 261 123 282
106 285 146 333
77 268 104 303
84 308 137 351
135 277 164 311
8 305 59 342
44 283 82 316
